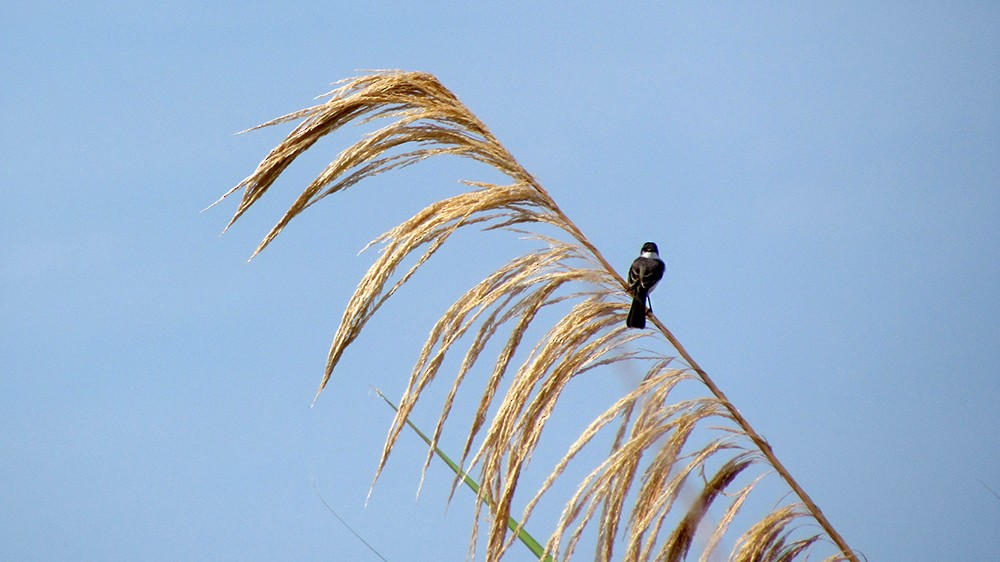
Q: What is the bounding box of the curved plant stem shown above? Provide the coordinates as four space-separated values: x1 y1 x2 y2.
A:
542 204 856 561
481 171 858 561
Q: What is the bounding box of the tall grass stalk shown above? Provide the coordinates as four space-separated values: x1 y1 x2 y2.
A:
217 70 858 562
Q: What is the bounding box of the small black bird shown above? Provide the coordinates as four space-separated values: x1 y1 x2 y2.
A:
626 242 665 329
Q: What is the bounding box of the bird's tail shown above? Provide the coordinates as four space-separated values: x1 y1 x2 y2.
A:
626 291 647 329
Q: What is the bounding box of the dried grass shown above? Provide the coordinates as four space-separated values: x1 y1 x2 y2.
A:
219 70 857 562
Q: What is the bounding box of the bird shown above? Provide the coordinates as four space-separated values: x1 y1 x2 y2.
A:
626 242 665 329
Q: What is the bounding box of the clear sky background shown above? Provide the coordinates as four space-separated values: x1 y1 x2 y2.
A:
3 3 998 561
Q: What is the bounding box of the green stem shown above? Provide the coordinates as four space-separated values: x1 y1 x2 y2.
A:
372 387 553 561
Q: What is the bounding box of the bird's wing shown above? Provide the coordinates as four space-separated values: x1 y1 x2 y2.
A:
628 260 642 291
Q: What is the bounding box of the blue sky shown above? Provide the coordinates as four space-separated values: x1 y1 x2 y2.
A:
2 3 998 561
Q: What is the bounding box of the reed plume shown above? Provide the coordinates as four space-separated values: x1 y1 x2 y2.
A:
218 70 858 562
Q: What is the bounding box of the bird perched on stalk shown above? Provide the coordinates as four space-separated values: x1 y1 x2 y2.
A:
626 242 665 329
